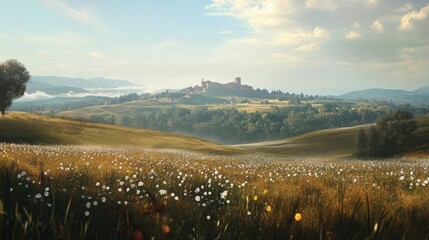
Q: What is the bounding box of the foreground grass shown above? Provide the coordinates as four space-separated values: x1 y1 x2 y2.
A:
1 143 429 239
0 112 242 155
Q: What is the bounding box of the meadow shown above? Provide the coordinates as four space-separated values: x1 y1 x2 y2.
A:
1 143 429 239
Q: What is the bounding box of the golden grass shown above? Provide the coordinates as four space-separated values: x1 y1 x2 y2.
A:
0 112 243 154
1 143 429 239
56 99 300 120
239 115 429 158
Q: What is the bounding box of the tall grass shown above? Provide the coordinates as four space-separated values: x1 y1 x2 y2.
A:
1 143 429 239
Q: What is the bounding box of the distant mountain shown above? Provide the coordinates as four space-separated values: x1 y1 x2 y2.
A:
339 88 429 105
27 80 88 95
31 76 136 89
414 85 429 95
11 96 110 111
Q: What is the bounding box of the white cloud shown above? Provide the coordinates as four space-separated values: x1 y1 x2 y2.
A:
41 0 103 29
367 0 378 5
400 4 429 30
16 91 55 102
89 51 108 60
395 3 413 13
345 31 361 39
372 19 384 33
271 27 329 46
305 0 337 11
205 0 295 30
295 42 320 52
353 22 360 28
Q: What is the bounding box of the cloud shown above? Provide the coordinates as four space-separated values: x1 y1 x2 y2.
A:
372 19 384 33
305 0 337 11
89 51 108 60
367 0 378 5
271 27 329 46
400 4 429 30
295 42 320 52
395 3 413 13
16 91 55 102
205 0 295 30
345 31 361 39
41 0 103 29
353 22 360 28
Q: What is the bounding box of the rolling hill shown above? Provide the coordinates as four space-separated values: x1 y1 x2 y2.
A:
339 88 429 105
26 79 88 95
0 112 242 154
414 85 429 95
237 115 429 158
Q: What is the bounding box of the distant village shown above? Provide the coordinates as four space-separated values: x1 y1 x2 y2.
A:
182 77 254 96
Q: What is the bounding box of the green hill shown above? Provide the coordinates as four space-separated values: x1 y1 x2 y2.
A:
0 112 242 154
237 116 429 158
339 88 429 105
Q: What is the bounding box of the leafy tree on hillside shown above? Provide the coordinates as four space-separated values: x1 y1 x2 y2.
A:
0 59 30 115
355 129 367 156
355 109 417 158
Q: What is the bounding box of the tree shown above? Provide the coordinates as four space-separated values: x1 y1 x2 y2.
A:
0 59 30 115
355 109 417 158
354 128 367 156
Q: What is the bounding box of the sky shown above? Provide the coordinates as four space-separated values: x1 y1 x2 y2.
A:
0 0 428 95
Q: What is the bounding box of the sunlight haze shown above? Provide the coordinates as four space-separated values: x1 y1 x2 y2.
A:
1 0 428 95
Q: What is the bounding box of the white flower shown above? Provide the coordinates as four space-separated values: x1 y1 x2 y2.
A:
220 190 228 199
195 196 201 202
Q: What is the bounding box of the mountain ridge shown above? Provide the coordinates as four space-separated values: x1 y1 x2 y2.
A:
339 87 429 105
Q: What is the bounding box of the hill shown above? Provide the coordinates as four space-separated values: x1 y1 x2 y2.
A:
26 79 88 95
414 85 429 95
237 115 429 158
339 88 429 105
0 112 242 154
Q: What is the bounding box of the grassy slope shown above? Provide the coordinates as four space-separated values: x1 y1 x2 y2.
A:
0 112 242 154
237 116 429 158
56 99 301 120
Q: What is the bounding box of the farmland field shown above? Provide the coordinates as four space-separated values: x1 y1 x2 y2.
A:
1 143 429 239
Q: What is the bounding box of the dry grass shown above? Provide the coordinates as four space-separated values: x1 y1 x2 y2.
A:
0 112 242 154
1 143 429 239
239 115 429 158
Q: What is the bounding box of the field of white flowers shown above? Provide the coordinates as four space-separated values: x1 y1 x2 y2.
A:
1 143 429 239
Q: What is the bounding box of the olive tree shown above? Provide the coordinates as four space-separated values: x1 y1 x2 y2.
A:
0 59 30 115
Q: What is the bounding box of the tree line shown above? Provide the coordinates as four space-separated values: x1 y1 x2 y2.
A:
355 109 418 158
88 102 429 144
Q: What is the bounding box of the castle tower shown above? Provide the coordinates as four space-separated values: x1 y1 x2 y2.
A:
235 77 241 86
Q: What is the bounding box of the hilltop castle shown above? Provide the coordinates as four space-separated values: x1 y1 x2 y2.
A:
183 77 253 96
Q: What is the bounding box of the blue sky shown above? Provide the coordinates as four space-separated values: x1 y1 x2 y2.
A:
1 0 428 94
